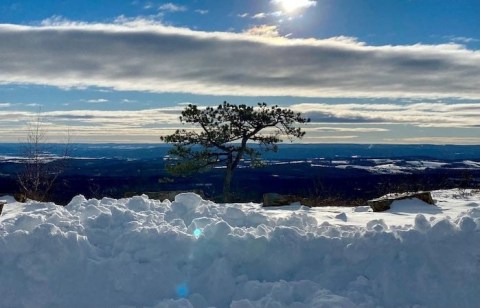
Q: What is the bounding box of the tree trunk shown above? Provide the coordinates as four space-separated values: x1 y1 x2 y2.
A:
223 166 233 203
223 145 247 203
223 153 235 202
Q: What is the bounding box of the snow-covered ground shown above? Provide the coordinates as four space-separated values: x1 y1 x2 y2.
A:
1 190 479 307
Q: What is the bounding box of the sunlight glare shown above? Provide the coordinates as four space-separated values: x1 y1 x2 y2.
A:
275 0 314 13
281 0 301 12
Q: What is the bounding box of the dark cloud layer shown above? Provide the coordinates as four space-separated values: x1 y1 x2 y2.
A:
0 23 479 98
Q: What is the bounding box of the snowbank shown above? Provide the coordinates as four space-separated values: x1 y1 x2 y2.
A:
1 190 479 307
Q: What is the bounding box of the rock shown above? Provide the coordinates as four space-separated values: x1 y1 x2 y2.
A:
14 193 26 202
368 198 393 212
368 191 435 212
124 190 204 201
262 193 301 207
0 200 6 216
335 212 347 221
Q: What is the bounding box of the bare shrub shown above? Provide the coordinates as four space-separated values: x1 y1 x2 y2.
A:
17 113 70 202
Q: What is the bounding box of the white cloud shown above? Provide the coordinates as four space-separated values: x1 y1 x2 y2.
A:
158 3 186 12
250 11 284 20
0 107 185 142
121 99 137 103
445 36 479 44
86 98 109 103
195 9 208 15
1 102 479 143
309 127 389 133
141 1 154 9
0 22 479 99
302 135 359 143
252 13 267 19
237 13 249 18
244 25 280 38
291 102 480 127
40 15 80 26
384 137 480 144
25 103 43 107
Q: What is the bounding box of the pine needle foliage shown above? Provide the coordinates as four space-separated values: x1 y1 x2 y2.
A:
161 102 309 201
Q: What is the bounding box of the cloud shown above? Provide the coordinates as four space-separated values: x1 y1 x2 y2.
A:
252 13 267 19
250 11 284 20
384 137 480 144
0 103 12 108
121 99 137 103
309 127 389 133
0 107 185 142
237 13 249 18
0 22 479 99
291 102 480 127
244 25 280 38
1 102 479 143
85 98 109 103
143 2 155 9
445 36 479 44
303 135 358 142
195 9 208 15
25 103 43 107
158 3 186 12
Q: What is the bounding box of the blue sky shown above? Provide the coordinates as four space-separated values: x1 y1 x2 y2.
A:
0 0 479 143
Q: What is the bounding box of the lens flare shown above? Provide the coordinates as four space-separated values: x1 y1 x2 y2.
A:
193 228 202 239
176 282 189 298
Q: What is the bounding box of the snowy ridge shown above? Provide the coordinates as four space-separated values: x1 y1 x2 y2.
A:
1 191 480 307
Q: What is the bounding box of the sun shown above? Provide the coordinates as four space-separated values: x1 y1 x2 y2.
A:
274 0 316 14
279 0 302 13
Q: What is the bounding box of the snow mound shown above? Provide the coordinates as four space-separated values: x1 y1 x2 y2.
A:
1 191 480 307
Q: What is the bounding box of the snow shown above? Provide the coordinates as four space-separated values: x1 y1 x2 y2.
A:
1 190 480 307
337 163 410 175
332 160 455 174
463 160 480 168
405 160 449 170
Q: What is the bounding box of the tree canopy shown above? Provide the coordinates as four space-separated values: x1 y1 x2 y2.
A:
161 102 309 201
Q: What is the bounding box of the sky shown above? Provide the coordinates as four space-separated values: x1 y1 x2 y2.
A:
0 0 479 144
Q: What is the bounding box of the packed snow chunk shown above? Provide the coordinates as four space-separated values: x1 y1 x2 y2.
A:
223 206 247 226
233 280 355 308
414 214 431 232
276 212 318 231
168 193 210 225
466 207 480 219
125 195 152 212
174 193 203 210
13 214 46 232
352 206 370 212
366 219 388 232
309 291 356 308
151 298 194 308
429 218 456 239
0 195 16 204
457 216 476 233
203 220 233 240
67 194 89 209
188 217 215 235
